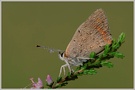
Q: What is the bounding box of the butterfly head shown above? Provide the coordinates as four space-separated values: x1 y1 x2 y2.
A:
58 51 65 61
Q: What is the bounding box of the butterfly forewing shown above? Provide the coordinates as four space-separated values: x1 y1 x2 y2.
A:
65 9 112 58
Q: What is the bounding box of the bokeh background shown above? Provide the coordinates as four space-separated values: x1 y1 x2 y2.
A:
2 2 133 88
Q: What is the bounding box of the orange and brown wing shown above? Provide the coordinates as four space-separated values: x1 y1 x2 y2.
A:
64 9 112 58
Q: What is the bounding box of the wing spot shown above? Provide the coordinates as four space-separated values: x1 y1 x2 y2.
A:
79 44 83 47
84 25 87 28
96 41 100 44
86 32 89 35
80 34 82 36
80 50 82 53
90 32 92 34
99 45 102 47
90 46 93 48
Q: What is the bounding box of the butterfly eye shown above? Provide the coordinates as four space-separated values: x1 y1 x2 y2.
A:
58 51 64 57
61 53 64 57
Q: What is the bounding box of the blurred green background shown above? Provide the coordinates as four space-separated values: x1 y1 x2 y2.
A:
2 2 133 88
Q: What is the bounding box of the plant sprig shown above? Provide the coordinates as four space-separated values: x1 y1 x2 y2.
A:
46 33 125 88
29 33 125 89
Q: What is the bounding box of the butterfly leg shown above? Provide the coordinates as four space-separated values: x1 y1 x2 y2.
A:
59 64 68 77
70 59 77 65
77 57 90 60
77 57 90 62
59 60 72 76
65 61 72 74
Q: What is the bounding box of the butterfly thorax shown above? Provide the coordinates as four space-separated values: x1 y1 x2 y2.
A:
58 51 87 66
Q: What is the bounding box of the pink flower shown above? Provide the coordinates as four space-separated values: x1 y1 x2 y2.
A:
46 75 53 85
30 77 43 89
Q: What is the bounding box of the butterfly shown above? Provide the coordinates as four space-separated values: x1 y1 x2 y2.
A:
37 8 112 77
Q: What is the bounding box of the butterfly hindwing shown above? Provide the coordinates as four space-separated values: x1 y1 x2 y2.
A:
65 9 112 58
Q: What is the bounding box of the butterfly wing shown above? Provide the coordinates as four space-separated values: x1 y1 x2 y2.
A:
64 9 112 58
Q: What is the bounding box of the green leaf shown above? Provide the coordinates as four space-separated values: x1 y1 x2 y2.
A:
114 52 125 58
112 39 116 46
67 72 72 77
102 53 107 58
83 70 88 75
109 52 115 56
55 84 62 88
61 81 68 86
83 69 97 75
87 61 92 66
118 32 126 43
57 77 62 83
111 39 117 51
111 39 120 51
101 61 113 68
111 33 125 51
90 52 96 58
81 63 88 69
89 69 97 75
104 44 110 54
98 54 103 60
112 42 120 50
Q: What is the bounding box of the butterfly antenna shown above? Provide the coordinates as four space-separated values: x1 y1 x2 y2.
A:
36 45 64 53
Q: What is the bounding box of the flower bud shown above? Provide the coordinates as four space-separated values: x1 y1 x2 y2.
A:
46 75 53 85
30 77 43 89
